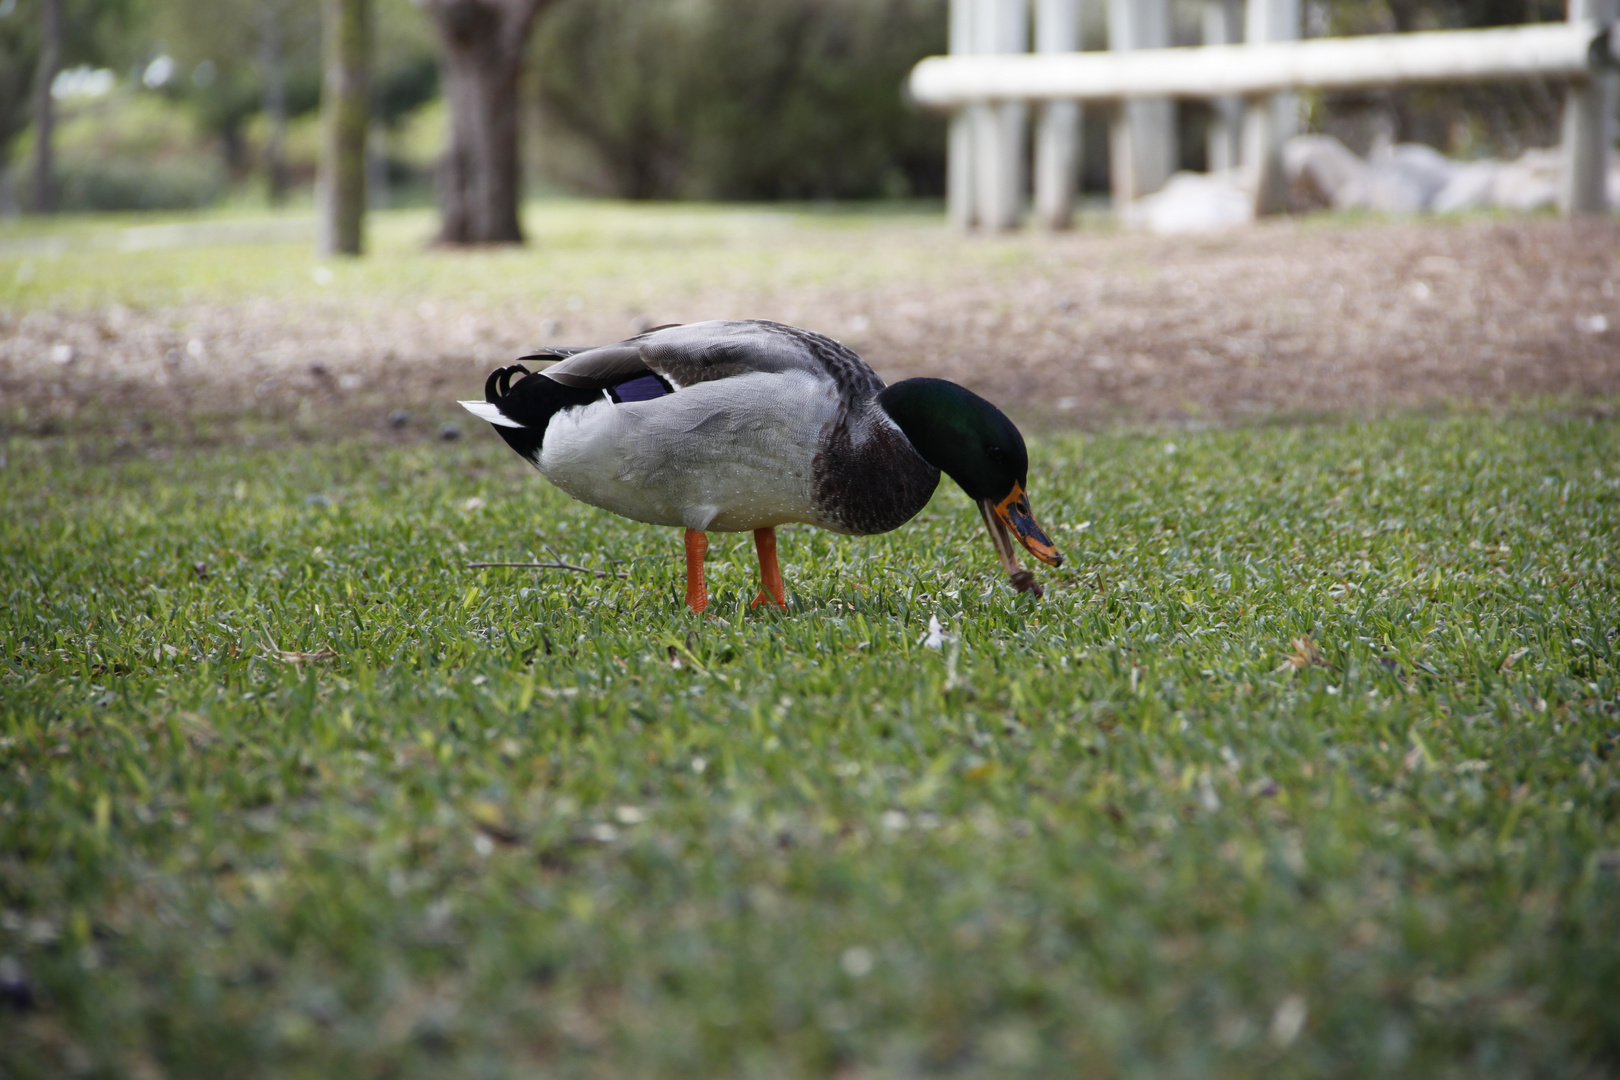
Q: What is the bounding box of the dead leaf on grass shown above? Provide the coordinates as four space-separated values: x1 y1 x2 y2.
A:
470 801 522 846
1280 635 1326 672
176 711 219 747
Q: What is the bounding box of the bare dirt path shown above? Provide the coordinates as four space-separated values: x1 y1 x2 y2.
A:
2 211 1616 439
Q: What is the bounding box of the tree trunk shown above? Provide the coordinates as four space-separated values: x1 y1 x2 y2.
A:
0 165 18 219
31 0 61 213
261 2 290 206
419 0 550 245
318 0 370 256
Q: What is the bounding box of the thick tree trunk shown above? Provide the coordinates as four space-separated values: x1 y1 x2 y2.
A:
318 0 371 256
419 0 550 245
31 0 61 213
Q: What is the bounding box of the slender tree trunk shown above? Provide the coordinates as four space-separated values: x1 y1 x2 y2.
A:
31 0 61 213
0 163 18 219
318 0 371 256
366 119 390 208
261 2 290 205
419 0 550 245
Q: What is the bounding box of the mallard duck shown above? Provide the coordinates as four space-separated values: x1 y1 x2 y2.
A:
458 319 1061 612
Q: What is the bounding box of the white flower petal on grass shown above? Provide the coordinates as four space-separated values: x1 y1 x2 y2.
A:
921 614 945 650
1270 994 1308 1047
840 946 874 978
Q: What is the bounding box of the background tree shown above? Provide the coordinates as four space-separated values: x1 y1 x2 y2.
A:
532 0 946 201
0 0 42 214
30 0 58 211
415 0 553 245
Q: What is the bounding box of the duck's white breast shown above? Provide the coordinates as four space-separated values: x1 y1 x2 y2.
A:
537 370 840 532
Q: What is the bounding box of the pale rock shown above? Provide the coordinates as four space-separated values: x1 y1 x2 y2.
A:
1363 143 1455 213
1122 169 1253 234
1492 148 1561 212
1284 134 1368 209
1433 160 1501 213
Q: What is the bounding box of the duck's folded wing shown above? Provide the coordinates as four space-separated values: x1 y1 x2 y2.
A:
637 321 846 388
523 345 650 391
517 320 871 403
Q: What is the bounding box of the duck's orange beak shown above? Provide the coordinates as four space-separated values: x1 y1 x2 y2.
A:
984 482 1063 568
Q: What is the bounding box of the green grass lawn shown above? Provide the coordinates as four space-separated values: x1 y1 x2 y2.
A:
2 414 1616 1078
0 200 957 314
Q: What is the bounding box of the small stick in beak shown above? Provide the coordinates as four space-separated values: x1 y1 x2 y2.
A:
977 499 1044 598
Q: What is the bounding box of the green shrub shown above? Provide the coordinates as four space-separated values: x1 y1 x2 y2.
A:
532 0 947 200
48 89 226 210
56 154 225 211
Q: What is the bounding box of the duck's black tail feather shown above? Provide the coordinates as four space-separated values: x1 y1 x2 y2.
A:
477 364 598 466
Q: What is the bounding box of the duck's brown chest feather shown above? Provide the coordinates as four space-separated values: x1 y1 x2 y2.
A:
812 409 940 535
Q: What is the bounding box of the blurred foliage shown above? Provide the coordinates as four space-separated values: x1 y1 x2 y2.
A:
1310 0 1565 33
1306 0 1569 156
0 0 141 171
532 0 947 200
145 0 436 167
56 147 225 210
145 0 320 167
52 89 226 209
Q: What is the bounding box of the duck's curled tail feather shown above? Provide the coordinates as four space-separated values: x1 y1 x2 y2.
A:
458 363 598 466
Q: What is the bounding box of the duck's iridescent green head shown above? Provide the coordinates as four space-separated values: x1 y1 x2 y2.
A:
877 378 1063 583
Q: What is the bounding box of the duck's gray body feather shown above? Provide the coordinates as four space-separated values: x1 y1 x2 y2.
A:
473 320 940 535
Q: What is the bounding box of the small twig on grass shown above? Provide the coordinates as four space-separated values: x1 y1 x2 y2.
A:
261 635 338 664
466 561 628 579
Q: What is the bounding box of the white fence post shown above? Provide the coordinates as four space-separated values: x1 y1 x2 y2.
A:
1107 0 1174 208
1034 0 1083 229
1203 0 1243 172
1561 0 1618 215
972 0 1030 231
1243 0 1300 215
947 0 979 229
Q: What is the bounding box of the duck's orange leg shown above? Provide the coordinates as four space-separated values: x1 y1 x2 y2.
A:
684 529 709 613
751 527 787 610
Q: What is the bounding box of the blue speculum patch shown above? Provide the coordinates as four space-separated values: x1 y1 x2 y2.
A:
610 374 672 403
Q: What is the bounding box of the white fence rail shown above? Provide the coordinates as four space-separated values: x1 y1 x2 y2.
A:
915 0 1620 229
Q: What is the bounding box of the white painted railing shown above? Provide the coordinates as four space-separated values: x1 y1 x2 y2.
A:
917 0 1620 229
912 23 1613 103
